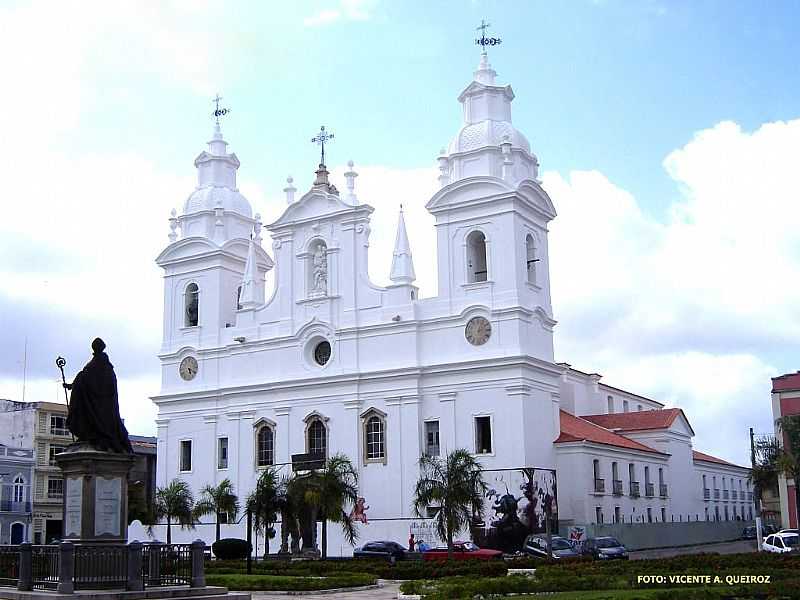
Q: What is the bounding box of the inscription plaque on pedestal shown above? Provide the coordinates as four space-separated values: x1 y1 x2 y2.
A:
94 476 122 536
65 477 83 537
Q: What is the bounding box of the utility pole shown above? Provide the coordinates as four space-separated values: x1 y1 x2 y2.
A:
750 427 763 551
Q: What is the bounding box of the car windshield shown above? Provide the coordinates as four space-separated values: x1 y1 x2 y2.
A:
595 538 621 548
551 538 572 550
782 535 799 547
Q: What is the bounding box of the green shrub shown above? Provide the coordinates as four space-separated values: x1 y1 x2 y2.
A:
211 538 252 561
207 557 507 580
206 573 376 591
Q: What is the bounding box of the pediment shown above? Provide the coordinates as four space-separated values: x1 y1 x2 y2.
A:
269 188 373 230
426 176 514 211
156 236 274 269
457 81 514 103
156 237 218 264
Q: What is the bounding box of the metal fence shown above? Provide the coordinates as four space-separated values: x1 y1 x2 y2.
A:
142 543 192 587
0 546 19 587
6 540 204 592
31 545 59 591
74 545 127 590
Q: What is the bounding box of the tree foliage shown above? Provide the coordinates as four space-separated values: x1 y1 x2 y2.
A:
412 449 488 560
246 467 282 556
153 478 195 544
194 478 240 543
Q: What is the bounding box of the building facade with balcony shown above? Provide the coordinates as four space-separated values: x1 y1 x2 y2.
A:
554 370 753 527
0 445 34 544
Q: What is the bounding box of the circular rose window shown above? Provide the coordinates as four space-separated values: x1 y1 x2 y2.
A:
313 340 331 366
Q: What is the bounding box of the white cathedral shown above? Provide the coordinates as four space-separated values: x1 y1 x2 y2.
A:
152 51 753 552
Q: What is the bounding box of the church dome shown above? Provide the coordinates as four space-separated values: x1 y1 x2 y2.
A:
447 120 531 155
183 185 253 218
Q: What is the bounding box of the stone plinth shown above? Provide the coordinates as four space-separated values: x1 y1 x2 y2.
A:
55 444 134 544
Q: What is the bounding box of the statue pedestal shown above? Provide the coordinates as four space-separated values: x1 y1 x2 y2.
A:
56 444 134 544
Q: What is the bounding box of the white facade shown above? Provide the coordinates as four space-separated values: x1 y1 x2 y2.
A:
152 52 752 551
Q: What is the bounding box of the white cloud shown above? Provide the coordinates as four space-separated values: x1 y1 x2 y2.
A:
304 0 375 27
545 118 800 464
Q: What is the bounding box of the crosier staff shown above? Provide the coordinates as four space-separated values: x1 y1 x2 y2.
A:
55 356 75 442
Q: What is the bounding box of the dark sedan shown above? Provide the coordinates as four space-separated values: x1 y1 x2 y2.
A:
353 540 407 560
581 537 629 560
522 535 580 559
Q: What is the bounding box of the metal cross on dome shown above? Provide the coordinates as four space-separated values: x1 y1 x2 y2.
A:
212 94 231 124
475 19 502 50
311 125 334 166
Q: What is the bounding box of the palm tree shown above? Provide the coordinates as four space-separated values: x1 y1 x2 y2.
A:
153 479 195 544
299 454 359 559
412 449 488 560
246 467 281 557
194 478 240 543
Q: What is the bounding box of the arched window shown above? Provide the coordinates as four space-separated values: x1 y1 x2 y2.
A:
13 476 24 503
185 283 199 327
525 234 537 284
256 425 274 467
466 231 487 283
307 418 327 457
364 414 385 462
236 285 243 311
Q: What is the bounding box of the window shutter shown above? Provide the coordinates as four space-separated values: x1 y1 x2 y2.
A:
38 412 47 433
35 476 44 499
33 518 43 533
37 442 47 466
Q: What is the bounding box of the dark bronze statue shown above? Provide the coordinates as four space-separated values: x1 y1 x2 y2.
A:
63 338 133 454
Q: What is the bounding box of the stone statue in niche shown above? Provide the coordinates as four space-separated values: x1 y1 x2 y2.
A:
310 243 328 297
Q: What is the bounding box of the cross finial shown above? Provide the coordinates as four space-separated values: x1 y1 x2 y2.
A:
475 19 502 51
311 125 334 166
213 94 231 125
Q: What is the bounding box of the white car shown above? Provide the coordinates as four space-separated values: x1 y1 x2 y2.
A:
763 532 799 553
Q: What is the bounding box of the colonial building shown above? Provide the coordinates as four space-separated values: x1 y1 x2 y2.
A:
770 371 800 528
152 50 752 551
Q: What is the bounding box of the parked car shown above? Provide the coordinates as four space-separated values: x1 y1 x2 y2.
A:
422 540 503 561
522 535 580 560
741 526 758 540
353 541 407 560
763 532 800 554
581 536 629 560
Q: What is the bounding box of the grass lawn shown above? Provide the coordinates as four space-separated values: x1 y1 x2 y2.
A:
518 589 699 599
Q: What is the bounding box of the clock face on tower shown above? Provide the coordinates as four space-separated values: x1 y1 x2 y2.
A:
179 356 198 381
465 316 492 346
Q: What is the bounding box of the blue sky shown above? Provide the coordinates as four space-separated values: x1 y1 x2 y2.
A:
1 0 799 465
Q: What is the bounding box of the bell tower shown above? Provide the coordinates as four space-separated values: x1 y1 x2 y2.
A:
156 117 273 356
426 46 557 360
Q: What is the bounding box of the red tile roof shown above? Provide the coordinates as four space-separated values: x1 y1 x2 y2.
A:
692 450 745 469
773 372 800 393
555 410 667 455
581 408 694 435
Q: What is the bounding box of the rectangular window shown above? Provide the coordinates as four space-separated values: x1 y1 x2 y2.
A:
595 506 603 524
474 416 492 454
623 400 629 413
47 478 63 499
50 415 68 436
218 437 228 470
49 445 66 466
180 440 192 472
614 506 620 523
607 396 614 414
647 507 652 523
424 421 440 457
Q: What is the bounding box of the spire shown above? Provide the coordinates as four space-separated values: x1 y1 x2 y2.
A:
474 51 497 85
390 206 416 284
238 231 262 310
